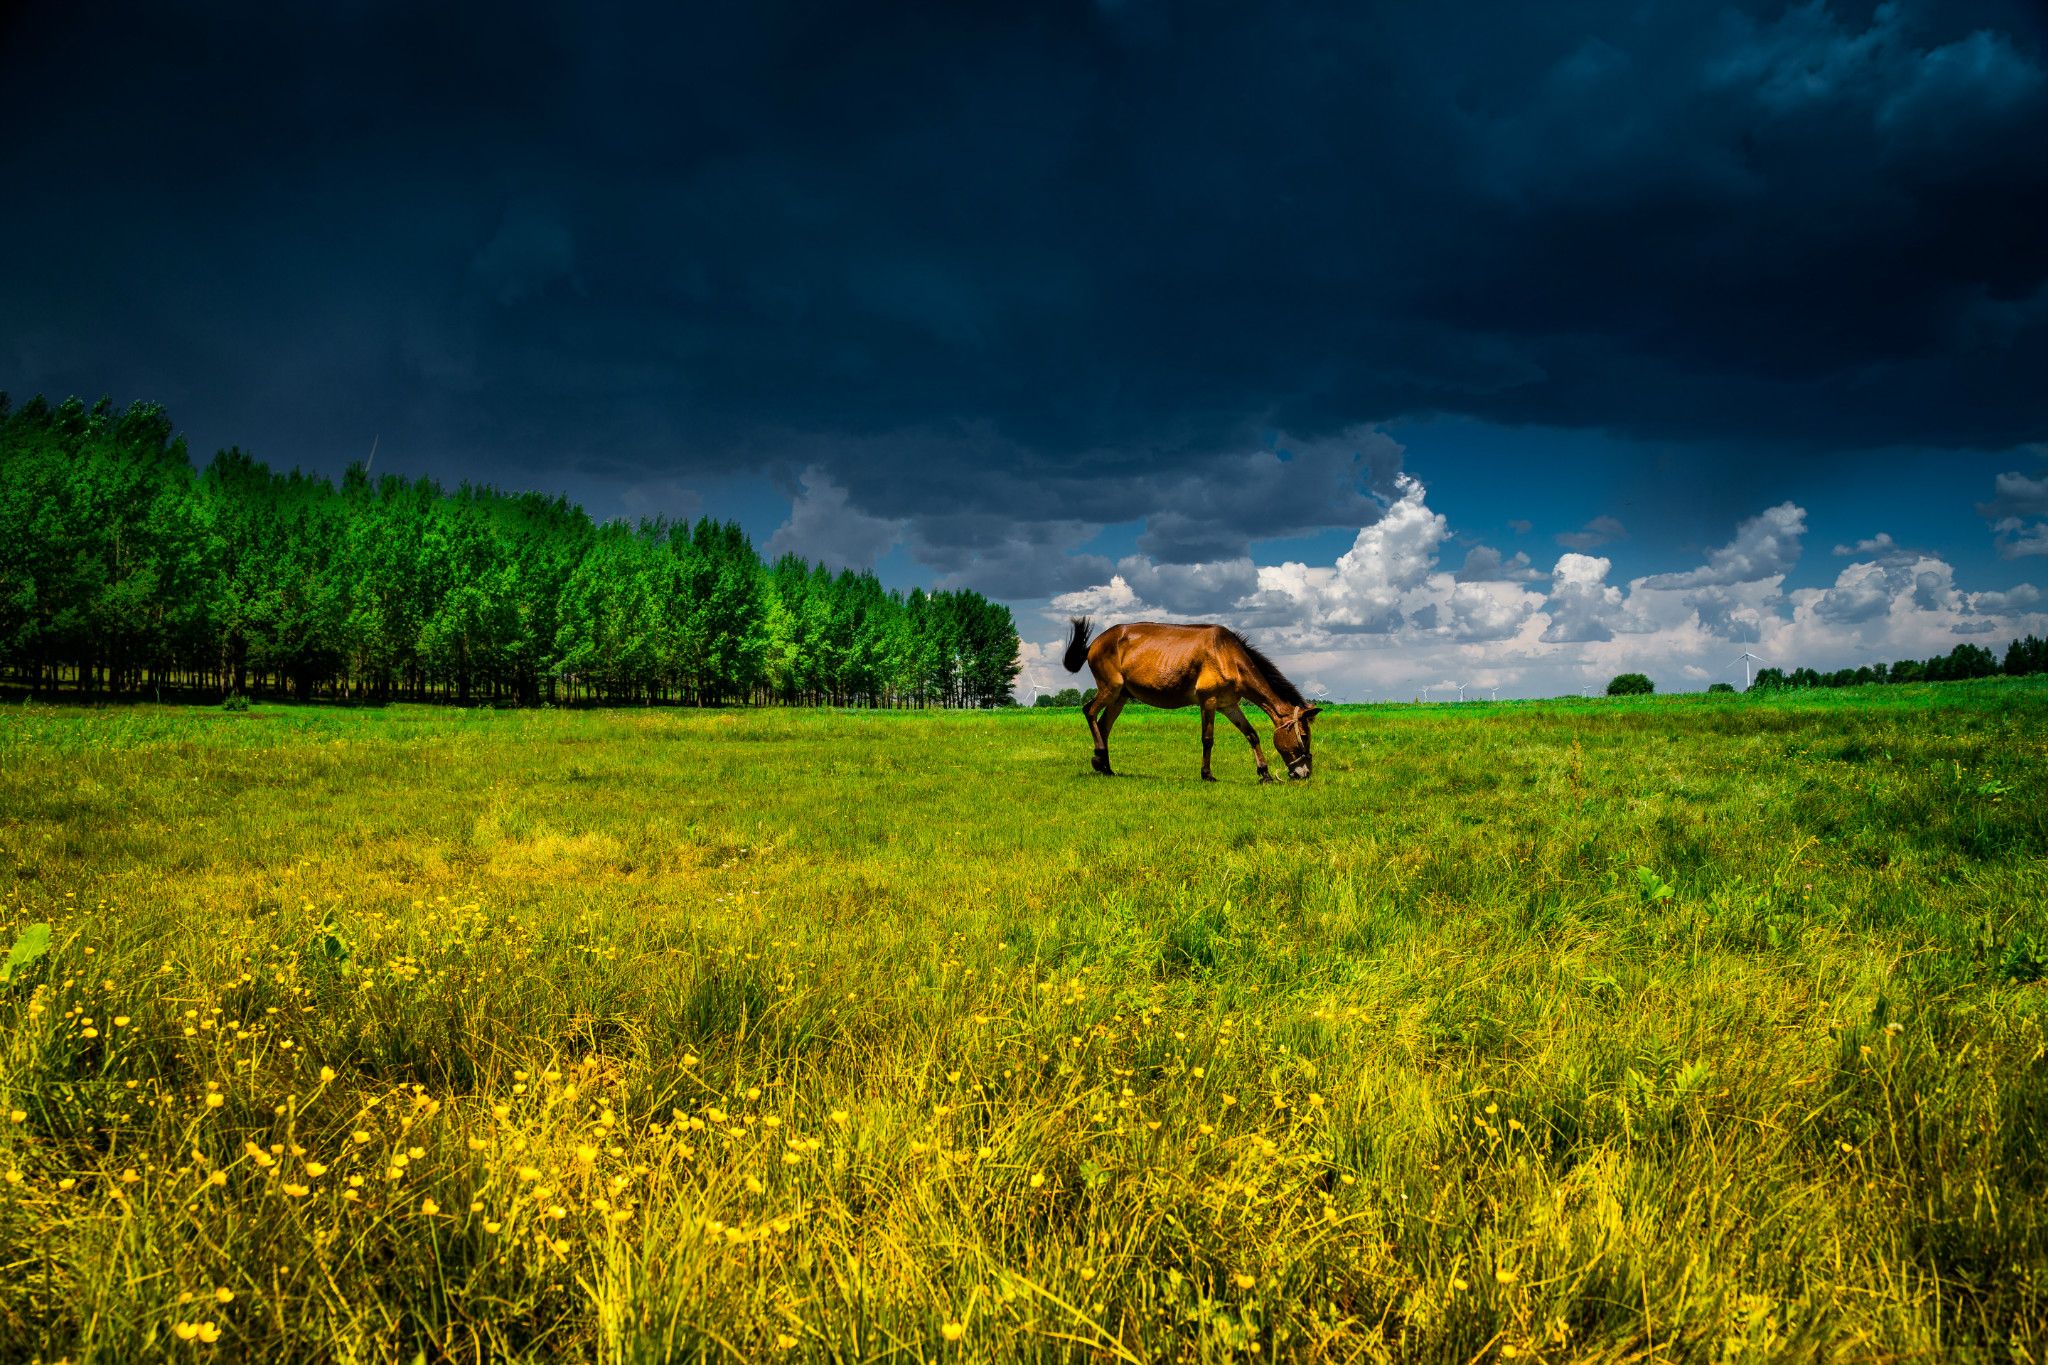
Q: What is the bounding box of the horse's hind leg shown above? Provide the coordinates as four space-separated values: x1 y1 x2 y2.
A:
1200 700 1218 781
1083 684 1120 774
1221 702 1273 783
1095 696 1128 774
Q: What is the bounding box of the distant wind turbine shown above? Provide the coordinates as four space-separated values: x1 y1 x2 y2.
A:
1729 651 1769 688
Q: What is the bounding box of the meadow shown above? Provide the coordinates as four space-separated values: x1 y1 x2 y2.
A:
1 683 2044 1363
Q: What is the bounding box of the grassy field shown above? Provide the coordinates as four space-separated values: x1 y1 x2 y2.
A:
2 684 2045 1363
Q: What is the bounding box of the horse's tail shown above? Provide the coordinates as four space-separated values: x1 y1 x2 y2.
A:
1062 617 1096 673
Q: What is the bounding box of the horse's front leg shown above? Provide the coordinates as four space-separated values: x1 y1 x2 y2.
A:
1221 702 1273 782
1200 700 1217 781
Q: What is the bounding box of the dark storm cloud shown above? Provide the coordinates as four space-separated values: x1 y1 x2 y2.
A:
1111 557 1262 618
905 515 1112 600
1555 516 1629 552
1132 429 1406 562
4 0 2047 592
1978 471 2048 520
1979 459 2048 558
1453 545 1540 583
765 467 904 571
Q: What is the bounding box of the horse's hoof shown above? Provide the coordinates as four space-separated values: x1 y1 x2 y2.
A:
1258 772 1276 784
1201 772 1218 783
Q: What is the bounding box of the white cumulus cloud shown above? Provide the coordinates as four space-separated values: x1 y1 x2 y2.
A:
1639 502 1806 589
1024 471 2046 703
1541 553 1626 642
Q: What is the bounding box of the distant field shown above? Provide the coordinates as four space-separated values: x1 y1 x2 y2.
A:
2 684 2045 1363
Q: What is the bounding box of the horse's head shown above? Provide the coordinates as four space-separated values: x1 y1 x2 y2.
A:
1273 703 1322 779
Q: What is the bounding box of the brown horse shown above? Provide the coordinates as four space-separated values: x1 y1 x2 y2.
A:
1062 618 1321 782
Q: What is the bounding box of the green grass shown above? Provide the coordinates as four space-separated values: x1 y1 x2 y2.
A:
1 682 2045 1363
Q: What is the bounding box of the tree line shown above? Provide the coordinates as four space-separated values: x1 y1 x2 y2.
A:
1749 637 2047 692
1030 686 1093 708
0 396 1021 707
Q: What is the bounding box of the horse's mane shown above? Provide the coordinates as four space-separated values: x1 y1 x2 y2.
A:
1220 627 1307 707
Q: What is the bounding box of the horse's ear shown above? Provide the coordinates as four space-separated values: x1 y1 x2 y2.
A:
1304 704 1323 721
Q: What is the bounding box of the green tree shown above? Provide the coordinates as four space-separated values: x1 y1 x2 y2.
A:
0 393 1022 710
